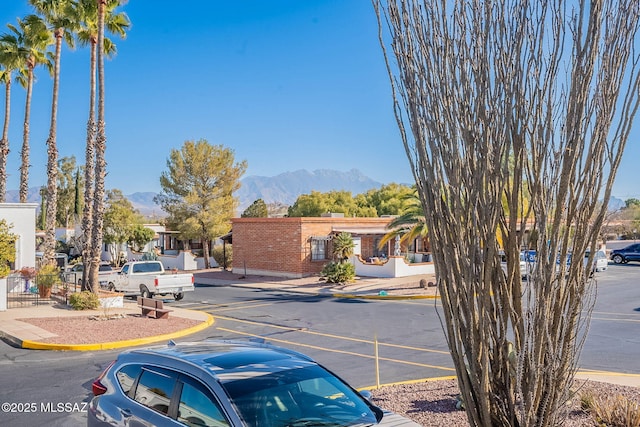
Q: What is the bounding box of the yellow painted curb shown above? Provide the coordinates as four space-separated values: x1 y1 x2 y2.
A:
332 293 440 300
358 371 640 391
21 312 215 351
577 370 640 378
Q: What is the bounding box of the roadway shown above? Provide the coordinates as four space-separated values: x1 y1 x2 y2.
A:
0 262 638 425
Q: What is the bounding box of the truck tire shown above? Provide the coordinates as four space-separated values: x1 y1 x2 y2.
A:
174 292 184 301
140 285 152 298
108 283 116 292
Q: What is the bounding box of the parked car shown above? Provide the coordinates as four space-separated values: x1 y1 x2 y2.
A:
499 250 529 278
522 249 607 276
88 340 421 427
64 263 114 286
610 243 640 264
585 250 608 273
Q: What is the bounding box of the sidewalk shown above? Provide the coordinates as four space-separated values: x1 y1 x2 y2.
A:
192 269 440 298
0 270 638 388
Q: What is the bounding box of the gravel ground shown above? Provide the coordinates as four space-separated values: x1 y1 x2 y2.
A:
18 314 201 344
370 379 640 426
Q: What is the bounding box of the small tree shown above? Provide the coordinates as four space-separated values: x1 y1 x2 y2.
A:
103 189 139 266
321 232 355 284
155 140 247 269
241 199 268 217
128 224 155 252
0 219 16 277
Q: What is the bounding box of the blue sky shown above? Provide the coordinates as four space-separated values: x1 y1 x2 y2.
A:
1 1 639 201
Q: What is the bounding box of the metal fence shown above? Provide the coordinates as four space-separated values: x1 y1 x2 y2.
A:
6 273 69 309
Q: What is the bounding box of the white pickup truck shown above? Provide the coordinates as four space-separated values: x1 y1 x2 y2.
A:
106 261 194 301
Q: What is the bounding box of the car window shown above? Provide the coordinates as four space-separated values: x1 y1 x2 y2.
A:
178 379 229 427
121 264 129 274
224 365 378 427
116 364 142 396
134 367 177 416
132 262 163 274
98 265 113 272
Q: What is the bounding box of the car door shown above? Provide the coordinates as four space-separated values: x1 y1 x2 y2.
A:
627 244 640 262
117 264 133 292
127 366 181 426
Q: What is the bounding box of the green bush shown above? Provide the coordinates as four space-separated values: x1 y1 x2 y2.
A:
0 220 16 278
36 264 62 288
321 261 355 284
69 291 100 310
212 245 232 269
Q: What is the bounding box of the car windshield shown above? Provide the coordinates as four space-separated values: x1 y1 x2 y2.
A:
221 365 378 427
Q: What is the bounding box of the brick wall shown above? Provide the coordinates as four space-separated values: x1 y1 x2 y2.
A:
231 217 392 277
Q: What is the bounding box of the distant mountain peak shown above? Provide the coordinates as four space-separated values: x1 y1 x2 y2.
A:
236 168 383 209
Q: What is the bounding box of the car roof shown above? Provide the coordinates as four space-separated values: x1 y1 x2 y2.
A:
122 340 318 384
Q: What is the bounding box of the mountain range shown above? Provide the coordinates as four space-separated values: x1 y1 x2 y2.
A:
4 168 628 217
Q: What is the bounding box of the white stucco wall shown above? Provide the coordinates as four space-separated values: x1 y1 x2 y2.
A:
354 255 435 278
0 203 38 270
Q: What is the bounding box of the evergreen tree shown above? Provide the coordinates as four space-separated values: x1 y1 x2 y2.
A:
241 199 268 217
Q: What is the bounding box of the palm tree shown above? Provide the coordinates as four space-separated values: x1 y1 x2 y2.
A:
75 0 129 290
30 0 78 264
379 192 428 255
3 16 51 203
0 32 26 202
332 232 355 262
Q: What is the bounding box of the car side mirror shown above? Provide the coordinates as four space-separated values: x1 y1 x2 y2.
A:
359 389 372 402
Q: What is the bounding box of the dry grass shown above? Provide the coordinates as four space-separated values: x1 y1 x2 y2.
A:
581 389 640 427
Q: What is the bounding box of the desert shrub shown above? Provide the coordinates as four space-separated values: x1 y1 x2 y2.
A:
321 261 355 284
212 245 232 269
581 390 640 427
69 291 100 310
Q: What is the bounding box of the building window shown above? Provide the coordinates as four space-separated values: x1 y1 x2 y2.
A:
310 236 330 261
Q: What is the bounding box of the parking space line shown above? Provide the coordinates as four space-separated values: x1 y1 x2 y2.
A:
213 314 450 355
591 316 640 323
216 327 455 372
208 302 277 312
175 299 266 309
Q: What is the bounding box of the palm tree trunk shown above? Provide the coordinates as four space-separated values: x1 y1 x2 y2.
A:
0 79 10 203
203 238 211 269
90 0 107 292
19 70 34 204
82 39 97 291
43 32 63 264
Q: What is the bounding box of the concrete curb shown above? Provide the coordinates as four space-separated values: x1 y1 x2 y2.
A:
332 292 440 300
20 311 215 351
0 330 23 348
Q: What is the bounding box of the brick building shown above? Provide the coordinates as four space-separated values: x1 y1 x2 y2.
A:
231 216 400 278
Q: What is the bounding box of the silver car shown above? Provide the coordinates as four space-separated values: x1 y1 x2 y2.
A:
88 340 421 427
